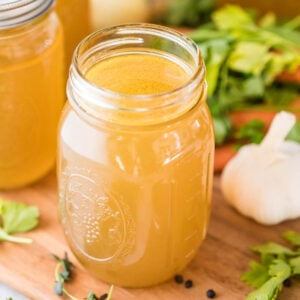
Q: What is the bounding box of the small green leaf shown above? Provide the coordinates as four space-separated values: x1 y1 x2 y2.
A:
259 12 276 28
286 122 300 144
290 256 300 275
246 260 291 300
246 277 283 300
268 259 291 278
242 76 265 98
228 42 270 75
234 119 265 145
213 115 233 145
252 242 297 256
0 198 39 234
85 291 99 300
202 39 230 96
212 5 254 30
241 261 270 288
54 281 64 296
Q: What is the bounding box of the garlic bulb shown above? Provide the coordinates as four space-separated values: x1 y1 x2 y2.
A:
221 111 300 225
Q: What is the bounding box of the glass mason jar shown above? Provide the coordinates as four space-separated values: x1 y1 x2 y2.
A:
56 0 90 66
0 0 65 189
58 24 214 287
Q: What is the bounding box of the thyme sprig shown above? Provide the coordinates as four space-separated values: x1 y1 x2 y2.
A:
52 252 113 300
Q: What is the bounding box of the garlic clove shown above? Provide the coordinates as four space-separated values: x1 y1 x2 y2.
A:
260 111 296 150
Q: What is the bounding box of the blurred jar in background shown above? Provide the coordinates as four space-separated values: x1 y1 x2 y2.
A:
89 0 168 30
56 0 90 65
0 0 65 189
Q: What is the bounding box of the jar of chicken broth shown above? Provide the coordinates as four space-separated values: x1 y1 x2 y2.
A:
0 0 65 189
58 24 214 287
56 0 90 65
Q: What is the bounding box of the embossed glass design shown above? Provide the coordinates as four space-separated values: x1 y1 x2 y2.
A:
0 0 65 189
58 24 214 288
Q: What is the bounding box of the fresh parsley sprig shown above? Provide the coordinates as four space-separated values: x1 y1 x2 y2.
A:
242 231 300 300
189 5 300 146
0 198 39 244
53 253 114 300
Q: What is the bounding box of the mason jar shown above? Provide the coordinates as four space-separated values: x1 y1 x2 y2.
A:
0 0 65 189
58 23 214 287
56 0 90 66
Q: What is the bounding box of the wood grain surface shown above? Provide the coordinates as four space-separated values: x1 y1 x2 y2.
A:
0 171 300 300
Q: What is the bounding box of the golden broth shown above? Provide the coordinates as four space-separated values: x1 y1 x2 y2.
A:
56 0 90 65
59 53 213 287
0 13 65 189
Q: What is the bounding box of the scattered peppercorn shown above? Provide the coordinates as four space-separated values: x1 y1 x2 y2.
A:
99 293 108 300
283 278 292 287
184 279 193 289
206 289 216 298
174 274 184 284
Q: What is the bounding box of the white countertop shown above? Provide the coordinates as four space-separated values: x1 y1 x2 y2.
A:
0 282 30 300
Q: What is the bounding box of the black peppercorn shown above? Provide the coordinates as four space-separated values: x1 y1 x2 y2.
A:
283 278 292 287
174 274 184 284
206 289 216 298
184 279 193 288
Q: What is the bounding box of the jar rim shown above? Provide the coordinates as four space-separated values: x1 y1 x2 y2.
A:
0 0 54 29
67 23 207 126
70 23 205 103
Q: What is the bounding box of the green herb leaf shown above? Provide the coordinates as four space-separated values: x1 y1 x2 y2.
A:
246 260 291 300
282 231 300 248
0 198 39 244
243 232 300 300
241 261 271 288
190 5 300 146
234 119 265 146
85 291 99 300
161 0 216 26
204 39 230 96
228 42 270 75
212 5 254 30
53 253 114 300
0 198 38 234
212 115 233 145
54 281 64 296
252 242 297 256
286 121 300 144
289 256 300 275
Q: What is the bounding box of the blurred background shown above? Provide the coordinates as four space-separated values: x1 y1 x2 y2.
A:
87 0 300 30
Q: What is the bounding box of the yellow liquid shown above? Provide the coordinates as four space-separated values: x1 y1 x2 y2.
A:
56 0 90 65
59 54 214 287
0 19 65 189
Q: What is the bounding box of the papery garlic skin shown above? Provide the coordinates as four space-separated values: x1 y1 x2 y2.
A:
221 111 300 225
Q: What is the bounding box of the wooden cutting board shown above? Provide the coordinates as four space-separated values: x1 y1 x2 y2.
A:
0 171 300 300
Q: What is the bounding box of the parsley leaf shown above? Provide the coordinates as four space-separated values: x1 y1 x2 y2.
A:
286 121 300 144
246 259 291 300
0 198 39 244
234 119 265 147
242 232 300 300
252 242 297 256
289 256 300 275
189 5 300 146
241 260 271 288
